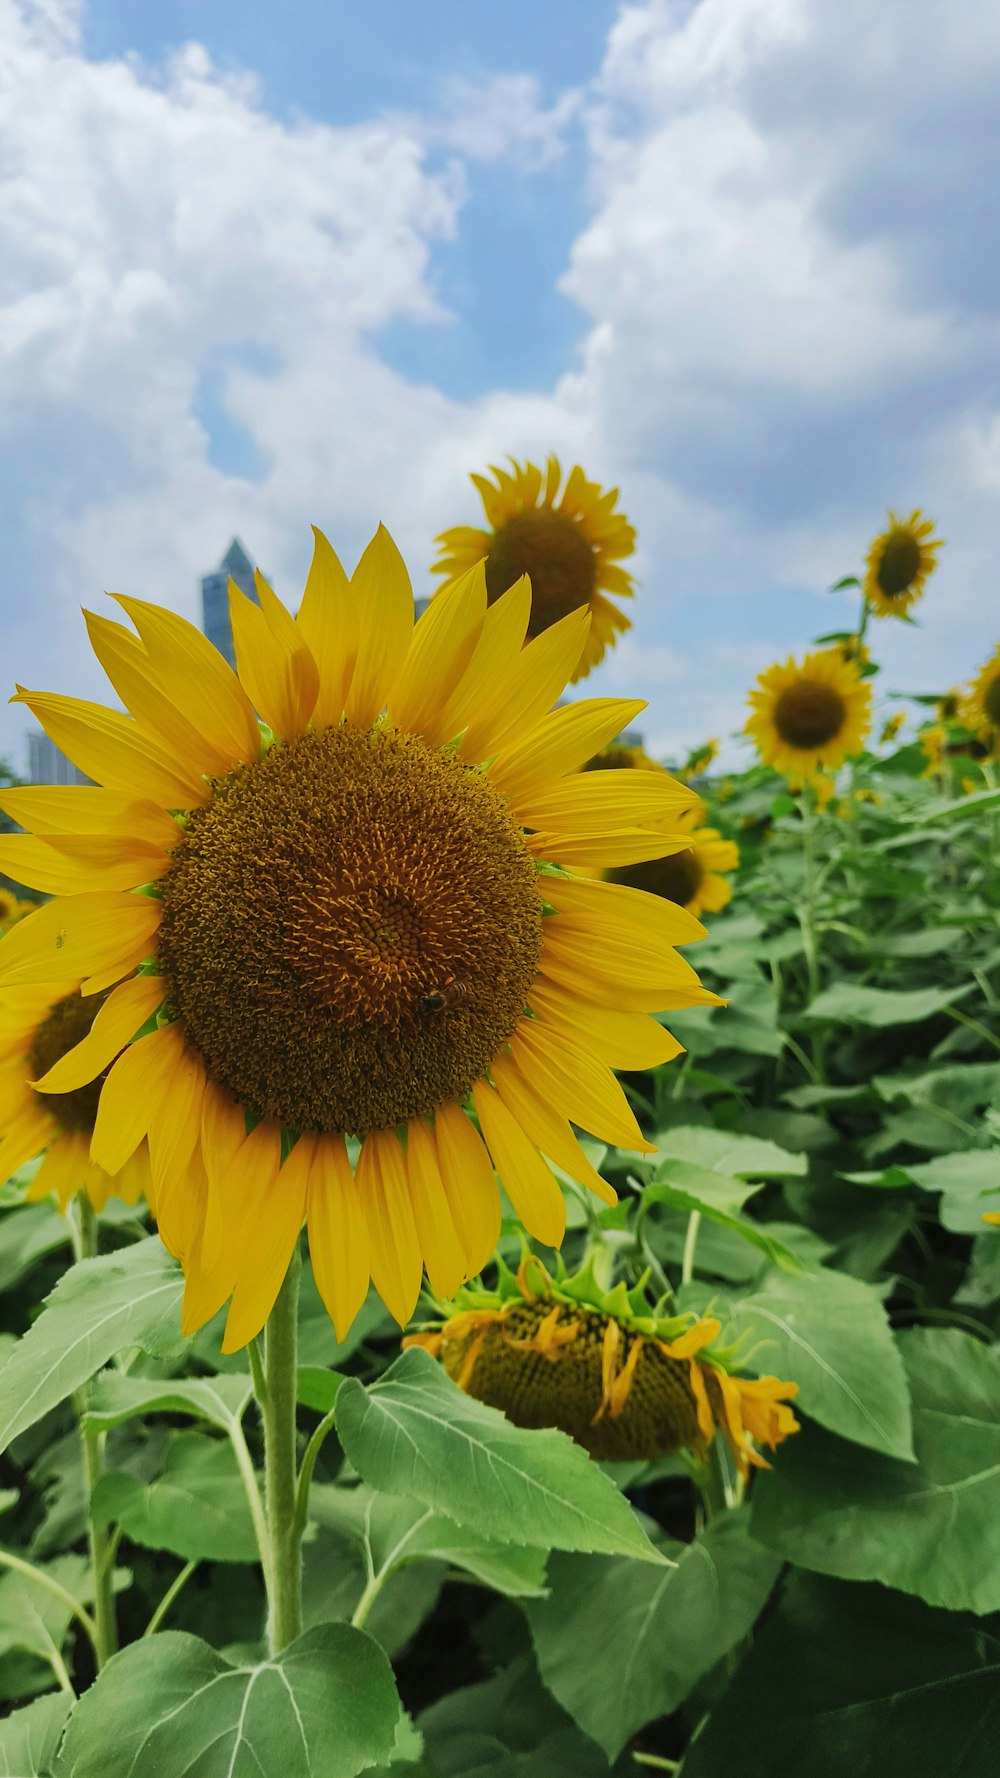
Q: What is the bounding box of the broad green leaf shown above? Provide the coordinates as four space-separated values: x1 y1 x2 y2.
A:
525 1513 780 1759
0 1691 73 1776
905 1151 1000 1231
643 1167 802 1272
0 1238 184 1452
654 1126 807 1179
312 1483 549 1599
82 1372 252 1434
874 1062 1000 1116
926 786 1000 819
302 1524 444 1660
52 1625 402 1778
418 1657 613 1778
805 981 975 1026
0 1202 71 1293
728 1266 914 1459
751 1328 1000 1612
92 1433 259 1563
0 1553 92 1666
335 1347 662 1564
297 1366 345 1414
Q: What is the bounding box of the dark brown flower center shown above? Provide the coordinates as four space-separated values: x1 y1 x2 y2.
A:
875 530 922 597
30 990 108 1133
485 510 597 638
773 680 846 750
983 675 1000 727
444 1301 704 1461
609 847 704 909
156 724 542 1136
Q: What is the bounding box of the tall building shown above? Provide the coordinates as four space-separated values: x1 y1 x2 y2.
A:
27 732 89 787
201 538 258 668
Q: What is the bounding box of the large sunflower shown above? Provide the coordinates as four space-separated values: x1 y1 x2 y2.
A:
0 979 150 1211
745 647 872 788
433 456 635 681
582 749 738 917
0 529 715 1352
863 509 942 619
407 1257 799 1475
961 644 1000 740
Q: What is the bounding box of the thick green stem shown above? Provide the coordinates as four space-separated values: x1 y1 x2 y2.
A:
259 1241 303 1653
76 1200 118 1668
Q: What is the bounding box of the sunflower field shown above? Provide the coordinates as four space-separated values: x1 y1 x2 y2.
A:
0 473 997 1777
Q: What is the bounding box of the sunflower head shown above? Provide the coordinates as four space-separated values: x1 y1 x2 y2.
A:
433 456 635 681
863 509 942 619
0 528 711 1353
879 711 906 746
0 980 150 1211
406 1256 799 1474
745 647 872 787
961 644 1000 738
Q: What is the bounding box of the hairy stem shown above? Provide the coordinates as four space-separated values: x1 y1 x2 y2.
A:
258 1241 303 1653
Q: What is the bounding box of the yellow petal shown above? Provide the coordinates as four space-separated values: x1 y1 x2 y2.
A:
34 975 166 1093
528 978 684 1071
343 527 414 729
387 562 486 744
487 696 648 802
307 1134 370 1342
466 606 592 761
85 611 225 778
538 934 717 1014
12 689 206 808
111 596 262 770
91 1022 185 1175
406 1116 466 1300
146 1039 208 1234
540 919 704 992
222 1136 309 1352
26 1132 90 1212
0 786 178 843
295 527 356 729
528 829 695 869
357 1126 422 1327
472 1080 566 1248
433 1100 501 1277
229 577 319 739
490 1054 616 1206
516 771 699 835
438 577 532 751
509 1022 653 1153
0 832 169 896
0 1100 54 1186
0 893 160 993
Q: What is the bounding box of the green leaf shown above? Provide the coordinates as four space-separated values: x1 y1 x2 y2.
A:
297 1366 345 1414
643 1166 803 1272
312 1483 549 1599
804 981 975 1026
418 1657 613 1778
92 1433 259 1563
52 1625 402 1778
681 1573 1000 1778
82 1372 252 1435
0 1691 73 1776
0 1202 72 1292
728 1266 914 1459
335 1347 662 1564
751 1328 1000 1612
0 1553 92 1666
0 1238 184 1452
524 1512 780 1759
655 1125 807 1178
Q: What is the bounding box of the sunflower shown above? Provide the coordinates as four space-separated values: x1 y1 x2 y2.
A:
0 530 715 1353
433 456 635 681
406 1257 799 1474
582 747 738 917
0 979 150 1211
863 509 942 619
961 644 1000 740
879 711 906 746
745 647 872 788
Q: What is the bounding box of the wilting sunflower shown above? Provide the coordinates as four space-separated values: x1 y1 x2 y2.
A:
0 979 150 1210
961 644 1000 740
0 530 715 1352
406 1256 799 1474
433 456 635 681
745 647 872 788
863 509 942 619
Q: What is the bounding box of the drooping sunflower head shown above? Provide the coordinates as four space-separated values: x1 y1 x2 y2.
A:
863 509 942 619
0 978 150 1211
961 644 1000 739
745 647 872 787
406 1256 799 1475
0 529 716 1353
433 456 636 681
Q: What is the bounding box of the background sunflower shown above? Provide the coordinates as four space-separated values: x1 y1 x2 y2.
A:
863 508 942 618
746 646 872 787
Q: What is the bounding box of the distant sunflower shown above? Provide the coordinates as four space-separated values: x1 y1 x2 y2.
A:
863 510 942 619
407 1257 799 1474
879 711 906 746
0 530 715 1352
433 456 635 680
961 644 1000 739
0 980 150 1211
746 648 872 788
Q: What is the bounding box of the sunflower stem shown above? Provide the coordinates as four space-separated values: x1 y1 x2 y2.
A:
680 1211 701 1287
76 1199 118 1670
259 1240 303 1654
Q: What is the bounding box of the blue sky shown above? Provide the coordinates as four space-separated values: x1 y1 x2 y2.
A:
2 0 999 773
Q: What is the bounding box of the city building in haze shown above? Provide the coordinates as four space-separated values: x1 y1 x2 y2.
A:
27 732 89 787
201 537 257 668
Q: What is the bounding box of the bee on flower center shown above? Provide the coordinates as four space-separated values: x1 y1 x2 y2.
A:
418 975 468 1017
